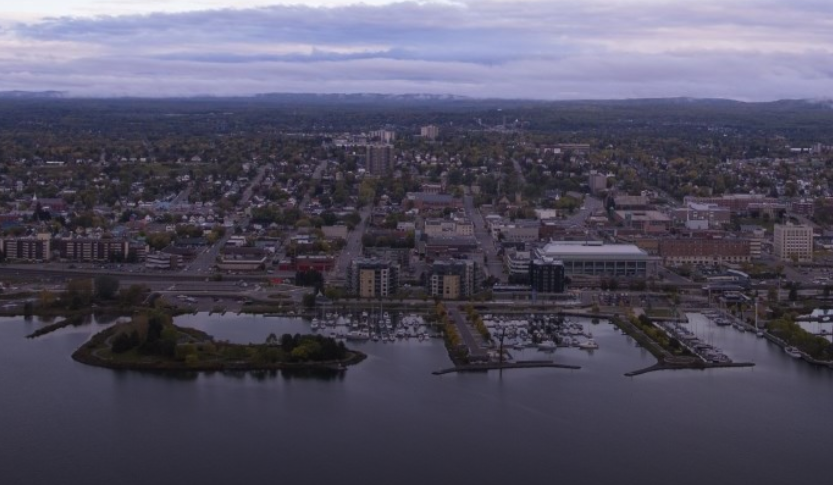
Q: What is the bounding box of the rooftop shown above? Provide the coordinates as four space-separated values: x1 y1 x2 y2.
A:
540 241 649 258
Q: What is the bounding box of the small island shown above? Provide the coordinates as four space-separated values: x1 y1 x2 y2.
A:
72 311 365 372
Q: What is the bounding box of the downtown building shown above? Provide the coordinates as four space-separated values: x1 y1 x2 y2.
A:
773 224 814 262
533 241 658 278
658 238 751 265
346 258 400 298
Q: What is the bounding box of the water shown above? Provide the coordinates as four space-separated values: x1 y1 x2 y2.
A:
1 312 832 485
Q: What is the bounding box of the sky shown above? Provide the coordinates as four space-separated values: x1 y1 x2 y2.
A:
1 0 831 100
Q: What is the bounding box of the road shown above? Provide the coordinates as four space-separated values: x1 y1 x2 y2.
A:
183 165 267 275
299 159 329 211
329 206 371 284
238 165 268 208
463 194 506 282
563 195 603 227
512 159 527 185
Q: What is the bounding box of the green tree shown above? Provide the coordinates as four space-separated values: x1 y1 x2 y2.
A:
94 275 120 300
64 279 93 310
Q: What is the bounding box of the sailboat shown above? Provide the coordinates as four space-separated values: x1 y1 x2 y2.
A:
754 298 764 338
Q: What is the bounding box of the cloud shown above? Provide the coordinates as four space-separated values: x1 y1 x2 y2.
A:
1 0 832 99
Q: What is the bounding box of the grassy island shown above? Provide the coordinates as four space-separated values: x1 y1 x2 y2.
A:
72 311 365 372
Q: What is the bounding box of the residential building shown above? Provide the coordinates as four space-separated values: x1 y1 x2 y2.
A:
588 171 608 194
426 259 479 299
0 236 51 261
346 258 399 298
529 257 566 293
420 124 439 140
506 249 532 284
773 224 814 262
54 237 130 262
370 129 396 143
366 144 394 175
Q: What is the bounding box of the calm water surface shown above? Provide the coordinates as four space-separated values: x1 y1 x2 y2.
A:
1 312 831 485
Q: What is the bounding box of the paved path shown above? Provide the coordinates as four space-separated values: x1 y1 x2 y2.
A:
446 303 489 362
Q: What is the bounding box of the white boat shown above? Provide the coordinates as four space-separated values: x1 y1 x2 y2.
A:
784 346 803 358
579 339 599 350
537 340 556 351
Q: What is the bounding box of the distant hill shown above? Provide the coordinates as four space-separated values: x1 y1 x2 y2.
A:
0 90 66 99
253 92 471 104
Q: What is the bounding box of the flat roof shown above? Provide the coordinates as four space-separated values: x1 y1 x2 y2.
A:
540 242 649 259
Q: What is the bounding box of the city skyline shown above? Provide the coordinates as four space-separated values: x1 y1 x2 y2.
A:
1 0 832 100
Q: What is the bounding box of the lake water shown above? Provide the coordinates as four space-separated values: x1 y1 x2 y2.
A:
2 312 832 485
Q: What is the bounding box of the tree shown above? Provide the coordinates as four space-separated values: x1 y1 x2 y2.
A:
265 333 279 346
64 279 93 310
788 283 799 302
295 269 324 290
94 275 120 300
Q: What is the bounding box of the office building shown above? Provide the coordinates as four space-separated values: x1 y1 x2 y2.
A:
773 224 814 262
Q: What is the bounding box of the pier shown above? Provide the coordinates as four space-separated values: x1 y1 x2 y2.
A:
446 303 490 363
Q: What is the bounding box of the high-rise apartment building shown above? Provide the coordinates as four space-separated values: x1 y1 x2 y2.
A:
426 259 479 299
529 257 566 293
346 258 400 298
366 144 394 175
420 125 439 140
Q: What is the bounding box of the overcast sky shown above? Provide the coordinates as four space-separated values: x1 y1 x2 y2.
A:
1 0 831 100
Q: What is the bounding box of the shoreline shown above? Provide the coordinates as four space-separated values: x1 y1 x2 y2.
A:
433 361 581 375
71 321 367 373
625 360 755 377
72 344 367 373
